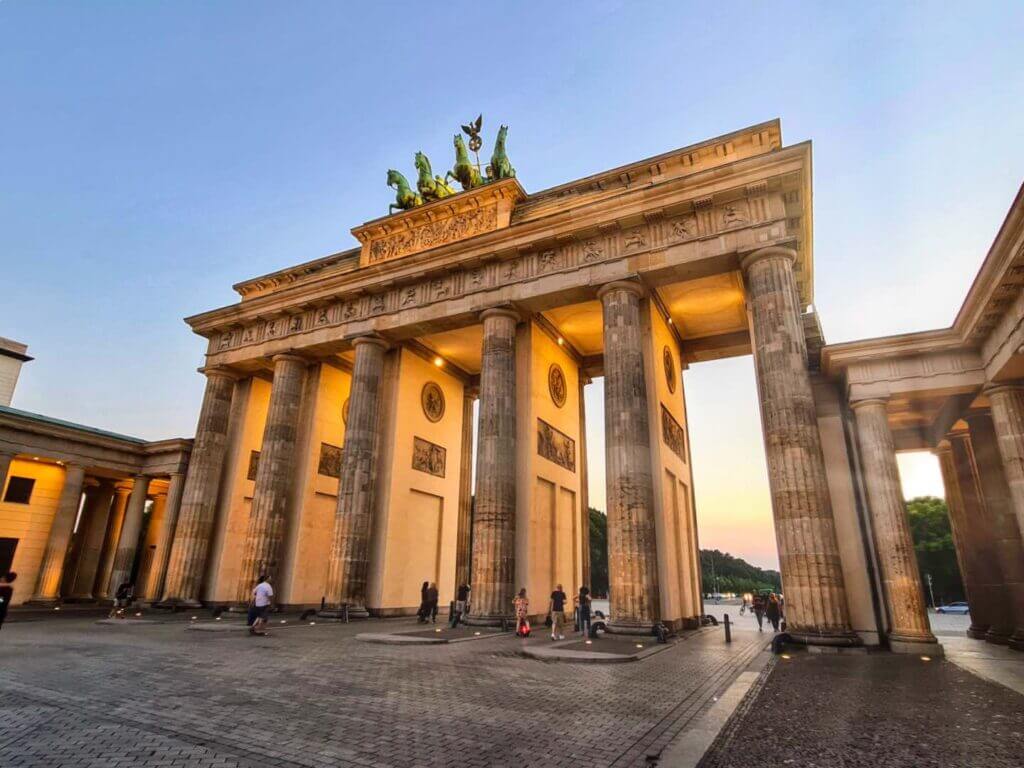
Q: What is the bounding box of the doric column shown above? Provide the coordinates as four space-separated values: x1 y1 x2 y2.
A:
851 398 938 651
938 436 1005 638
145 472 185 603
467 308 519 624
95 484 130 599
66 481 115 600
106 475 151 594
578 373 591 588
742 247 857 646
985 384 1024 540
324 336 389 616
454 386 477 594
963 410 1024 648
0 451 15 497
160 369 237 606
31 463 86 603
236 354 308 599
599 282 660 632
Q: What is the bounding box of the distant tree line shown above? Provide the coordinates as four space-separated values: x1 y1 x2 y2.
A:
700 548 781 595
906 496 964 605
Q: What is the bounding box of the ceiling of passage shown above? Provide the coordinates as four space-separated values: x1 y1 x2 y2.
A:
656 271 747 340
418 325 484 374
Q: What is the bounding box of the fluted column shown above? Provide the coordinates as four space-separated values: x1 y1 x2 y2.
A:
106 475 151 594
145 472 185 603
964 410 1024 648
852 399 938 651
324 336 389 616
454 386 477 594
95 485 130 599
31 463 86 603
938 436 1004 638
578 373 591 588
236 354 308 599
985 384 1024 540
467 308 519 624
160 369 237 606
599 282 660 632
742 247 857 645
66 482 115 600
0 451 14 498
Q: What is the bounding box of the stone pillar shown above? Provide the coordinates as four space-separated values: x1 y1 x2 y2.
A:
31 463 86 603
236 354 308 600
937 436 1005 638
985 384 1024 541
742 246 857 645
964 410 1024 648
0 451 14 497
324 336 389 616
467 308 519 624
851 399 939 652
106 475 151 595
454 386 477 594
578 373 591 589
145 472 185 603
599 282 660 632
95 485 130 599
160 369 237 606
66 482 115 600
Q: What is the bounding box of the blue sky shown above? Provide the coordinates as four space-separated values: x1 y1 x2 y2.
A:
3 2 1022 568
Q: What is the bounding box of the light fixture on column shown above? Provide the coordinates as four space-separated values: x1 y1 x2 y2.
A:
433 356 444 367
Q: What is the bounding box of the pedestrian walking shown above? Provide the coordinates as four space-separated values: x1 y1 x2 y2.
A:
0 572 16 632
513 588 530 637
416 580 429 623
577 585 592 637
451 583 470 628
548 583 568 640
766 592 782 632
248 574 274 636
426 582 439 623
752 593 765 632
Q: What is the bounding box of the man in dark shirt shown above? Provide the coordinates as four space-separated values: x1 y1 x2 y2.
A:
0 572 16 632
548 583 568 640
451 583 470 628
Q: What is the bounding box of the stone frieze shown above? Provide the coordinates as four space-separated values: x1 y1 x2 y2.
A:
537 418 576 472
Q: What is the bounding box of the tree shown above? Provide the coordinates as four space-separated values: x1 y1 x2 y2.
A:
699 549 781 595
905 496 965 606
588 507 609 596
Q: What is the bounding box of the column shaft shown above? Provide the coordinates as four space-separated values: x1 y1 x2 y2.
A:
600 282 660 632
467 309 519 623
324 337 388 614
106 475 151 594
0 452 14 498
742 247 856 645
578 373 591 589
965 411 1024 647
940 437 1005 638
31 464 86 602
852 399 937 648
145 473 186 603
236 355 308 599
454 388 476 594
95 486 130 599
986 385 1024 542
67 483 115 600
160 371 237 605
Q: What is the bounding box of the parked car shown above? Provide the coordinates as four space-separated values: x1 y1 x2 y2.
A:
936 601 970 615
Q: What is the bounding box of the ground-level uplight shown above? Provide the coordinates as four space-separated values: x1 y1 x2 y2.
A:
921 655 932 662
780 654 791 660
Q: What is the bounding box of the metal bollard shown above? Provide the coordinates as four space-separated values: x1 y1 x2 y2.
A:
342 604 350 623
723 613 732 643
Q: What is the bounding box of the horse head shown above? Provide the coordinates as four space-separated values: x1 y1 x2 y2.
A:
496 125 508 147
414 151 431 175
454 134 468 160
386 169 402 189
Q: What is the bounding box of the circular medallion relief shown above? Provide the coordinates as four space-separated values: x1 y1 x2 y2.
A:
421 381 446 422
548 363 567 408
342 397 350 425
663 346 676 394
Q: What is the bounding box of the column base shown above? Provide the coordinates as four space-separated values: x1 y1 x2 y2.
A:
606 620 656 636
463 613 509 627
155 598 203 610
787 627 863 648
966 623 990 639
985 628 1012 645
1008 631 1024 652
24 598 60 607
319 605 370 620
889 638 944 656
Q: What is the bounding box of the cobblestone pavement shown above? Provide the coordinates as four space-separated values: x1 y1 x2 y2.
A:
698 648 1024 768
0 616 762 767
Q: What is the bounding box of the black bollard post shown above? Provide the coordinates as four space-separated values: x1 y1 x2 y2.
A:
724 613 732 643
342 604 349 623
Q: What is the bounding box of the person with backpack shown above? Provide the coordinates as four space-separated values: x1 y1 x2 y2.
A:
451 583 470 628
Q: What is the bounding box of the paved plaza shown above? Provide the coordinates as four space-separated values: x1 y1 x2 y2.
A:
0 614 762 767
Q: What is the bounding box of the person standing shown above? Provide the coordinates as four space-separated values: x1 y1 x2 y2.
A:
766 592 781 632
417 580 429 623
513 588 530 637
577 585 592 637
109 581 134 619
426 582 439 623
451 583 470 628
549 583 567 641
0 572 16 632
752 593 765 632
249 574 274 636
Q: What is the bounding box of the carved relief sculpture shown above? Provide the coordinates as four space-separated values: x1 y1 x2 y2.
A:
661 405 686 461
537 419 576 472
412 436 446 477
548 363 567 408
663 346 676 394
421 382 446 422
247 450 260 481
318 443 342 479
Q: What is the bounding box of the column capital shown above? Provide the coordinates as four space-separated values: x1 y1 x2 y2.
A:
350 335 390 352
850 396 890 411
932 440 953 456
479 306 520 324
983 382 1024 398
596 280 645 301
464 385 480 401
270 352 311 366
200 366 242 382
739 245 798 274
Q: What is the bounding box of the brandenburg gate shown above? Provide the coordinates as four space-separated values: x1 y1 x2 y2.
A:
144 118 1024 653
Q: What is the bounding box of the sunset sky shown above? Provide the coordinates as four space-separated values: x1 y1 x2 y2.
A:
3 2 1023 570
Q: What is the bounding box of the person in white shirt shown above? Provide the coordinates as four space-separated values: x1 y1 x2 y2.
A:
248 575 274 636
